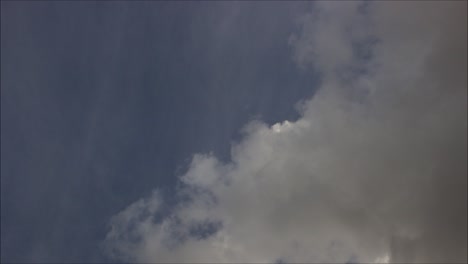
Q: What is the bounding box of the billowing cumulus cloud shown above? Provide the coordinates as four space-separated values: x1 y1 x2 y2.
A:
103 1 467 263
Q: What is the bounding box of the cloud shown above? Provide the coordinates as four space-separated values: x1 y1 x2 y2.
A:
103 1 467 263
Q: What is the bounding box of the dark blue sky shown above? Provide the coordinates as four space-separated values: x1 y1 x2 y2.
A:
1 2 319 262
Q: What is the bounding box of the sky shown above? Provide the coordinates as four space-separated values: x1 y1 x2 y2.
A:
1 1 467 264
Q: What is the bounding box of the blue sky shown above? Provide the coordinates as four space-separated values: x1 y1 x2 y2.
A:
1 2 317 262
1 1 467 263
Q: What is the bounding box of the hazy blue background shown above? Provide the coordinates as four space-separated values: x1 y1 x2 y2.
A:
1 2 318 262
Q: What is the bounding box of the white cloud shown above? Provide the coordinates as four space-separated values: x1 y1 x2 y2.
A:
103 1 467 263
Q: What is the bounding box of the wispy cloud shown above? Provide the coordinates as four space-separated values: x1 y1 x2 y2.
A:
103 1 467 263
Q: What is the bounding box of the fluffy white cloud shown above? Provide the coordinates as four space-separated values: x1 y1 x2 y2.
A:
103 1 467 263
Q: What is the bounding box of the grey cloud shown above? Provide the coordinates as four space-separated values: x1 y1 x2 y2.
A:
103 1 467 263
